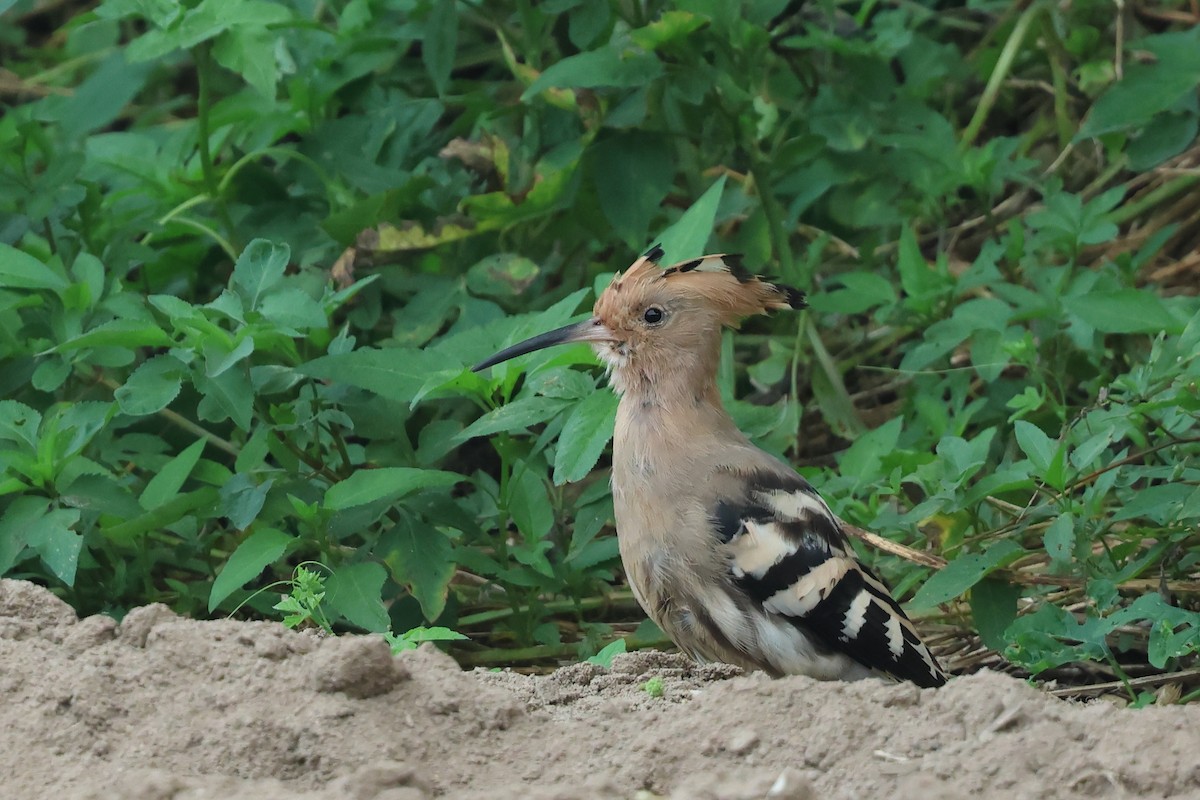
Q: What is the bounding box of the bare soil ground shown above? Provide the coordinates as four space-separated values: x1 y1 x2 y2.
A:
3 579 1199 800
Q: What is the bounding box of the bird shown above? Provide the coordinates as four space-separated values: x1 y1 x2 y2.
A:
472 244 947 688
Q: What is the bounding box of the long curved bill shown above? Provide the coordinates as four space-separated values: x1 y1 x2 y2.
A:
472 318 613 372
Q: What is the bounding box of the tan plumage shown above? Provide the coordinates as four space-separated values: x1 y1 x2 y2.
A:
474 245 946 687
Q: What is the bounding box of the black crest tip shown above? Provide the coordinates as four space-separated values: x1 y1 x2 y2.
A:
781 285 808 310
643 243 665 263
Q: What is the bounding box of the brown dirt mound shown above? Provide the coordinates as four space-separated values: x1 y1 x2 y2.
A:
2 579 1198 799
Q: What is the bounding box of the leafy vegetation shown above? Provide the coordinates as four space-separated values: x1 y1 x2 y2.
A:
2 0 1198 700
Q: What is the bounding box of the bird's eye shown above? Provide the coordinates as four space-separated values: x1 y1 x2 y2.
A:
643 306 665 325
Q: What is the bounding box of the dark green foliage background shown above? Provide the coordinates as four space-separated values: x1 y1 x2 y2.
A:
2 0 1199 693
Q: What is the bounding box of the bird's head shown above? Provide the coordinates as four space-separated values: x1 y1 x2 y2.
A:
473 245 806 395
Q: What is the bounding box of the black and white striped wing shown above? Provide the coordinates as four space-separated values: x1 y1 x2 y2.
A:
713 471 946 688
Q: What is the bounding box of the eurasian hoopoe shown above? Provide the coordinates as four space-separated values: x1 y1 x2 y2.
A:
474 245 947 688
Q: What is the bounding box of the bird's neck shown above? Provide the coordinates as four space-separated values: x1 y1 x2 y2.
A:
610 363 746 467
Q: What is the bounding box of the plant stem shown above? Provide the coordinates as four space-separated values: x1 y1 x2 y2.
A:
193 43 241 254
96 373 240 457
458 591 639 627
1109 175 1200 226
961 3 1041 149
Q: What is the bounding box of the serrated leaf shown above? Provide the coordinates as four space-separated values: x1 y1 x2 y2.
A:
203 336 255 378
115 355 185 416
195 366 253 431
324 468 460 511
212 24 279 98
325 561 390 632
0 401 42 450
0 496 46 575
23 506 84 585
553 389 617 484
208 527 292 611
258 287 327 330
232 238 289 310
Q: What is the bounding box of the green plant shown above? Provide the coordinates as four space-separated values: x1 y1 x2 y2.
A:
2 0 1198 696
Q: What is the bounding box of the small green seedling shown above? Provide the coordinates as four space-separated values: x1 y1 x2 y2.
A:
272 564 334 632
385 626 469 654
586 637 627 668
641 676 665 698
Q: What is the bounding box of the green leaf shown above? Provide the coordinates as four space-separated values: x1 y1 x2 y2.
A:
0 244 70 292
325 561 390 632
195 366 253 430
1043 514 1074 567
53 51 152 139
324 468 461 511
466 254 540 299
386 625 468 653
208 527 292 611
0 496 46 575
212 24 279 99
1064 290 1185 334
23 506 84 586
126 0 291 61
586 637 627 667
1078 29 1200 138
381 515 456 621
968 578 1020 651
553 389 617 485
654 175 726 263
896 226 946 306
629 11 706 50
0 401 42 450
456 396 570 442
232 238 289 310
508 466 552 543
522 45 663 101
1013 420 1054 473
299 347 446 406
808 271 897 314
203 336 255 378
258 288 327 330
141 438 206 510
592 132 674 248
115 355 185 416
218 473 274 529
909 540 1024 610
48 319 172 353
422 0 457 95
1011 421 1067 490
